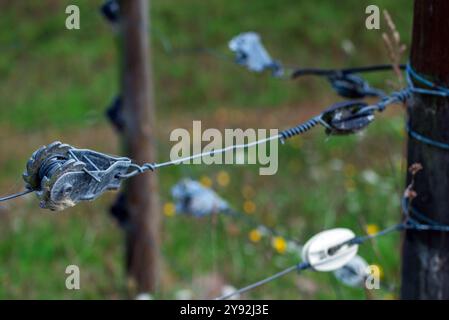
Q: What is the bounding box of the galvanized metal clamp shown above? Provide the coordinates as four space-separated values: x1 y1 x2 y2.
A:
22 141 132 211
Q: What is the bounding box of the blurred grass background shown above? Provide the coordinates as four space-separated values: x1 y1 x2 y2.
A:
0 0 412 299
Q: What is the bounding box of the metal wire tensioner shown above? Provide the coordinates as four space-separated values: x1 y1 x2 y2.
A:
17 141 132 211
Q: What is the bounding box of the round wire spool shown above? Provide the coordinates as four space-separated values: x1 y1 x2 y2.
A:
22 141 72 191
22 141 86 210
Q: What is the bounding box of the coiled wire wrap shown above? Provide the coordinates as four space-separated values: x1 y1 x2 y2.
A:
115 162 155 179
279 116 322 142
405 63 449 150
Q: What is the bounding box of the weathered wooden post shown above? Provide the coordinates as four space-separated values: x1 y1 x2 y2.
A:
401 0 449 299
118 0 160 295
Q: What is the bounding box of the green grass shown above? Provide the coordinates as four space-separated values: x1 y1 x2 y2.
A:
0 0 412 299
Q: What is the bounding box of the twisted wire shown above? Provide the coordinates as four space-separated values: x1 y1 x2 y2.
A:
279 116 322 141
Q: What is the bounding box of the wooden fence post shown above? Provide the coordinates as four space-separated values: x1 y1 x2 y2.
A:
401 0 449 299
119 0 160 295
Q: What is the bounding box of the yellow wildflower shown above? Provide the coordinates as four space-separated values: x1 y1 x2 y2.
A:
243 200 256 214
365 224 380 236
216 170 230 187
248 229 262 243
272 236 287 254
200 176 213 188
163 202 176 217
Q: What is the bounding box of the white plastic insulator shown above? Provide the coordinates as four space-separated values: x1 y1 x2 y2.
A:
301 228 358 272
